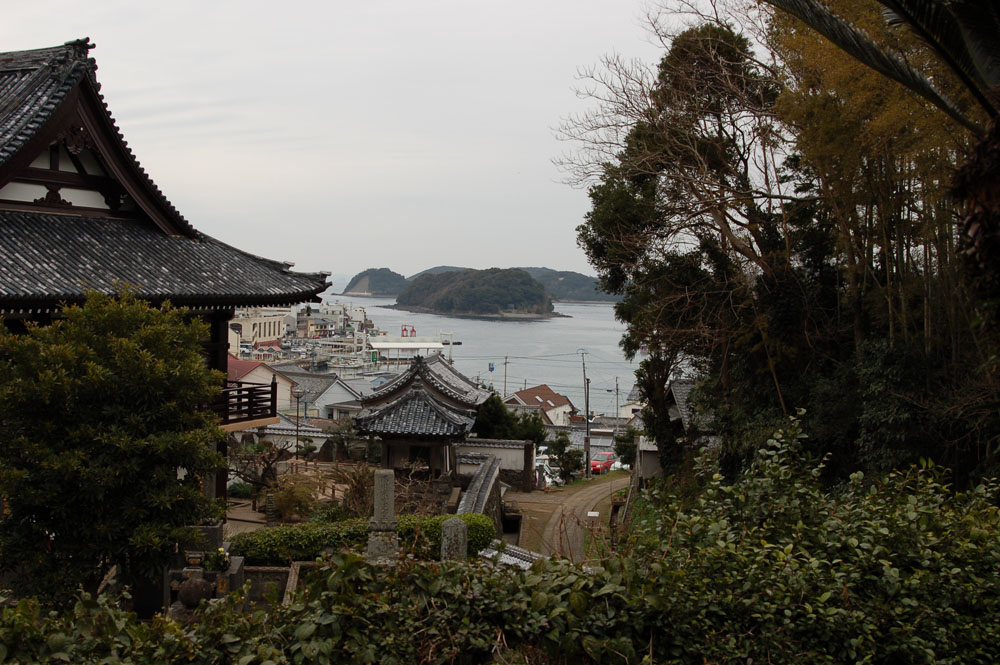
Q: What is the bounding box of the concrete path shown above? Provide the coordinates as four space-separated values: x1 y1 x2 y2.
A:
223 499 267 540
506 471 629 563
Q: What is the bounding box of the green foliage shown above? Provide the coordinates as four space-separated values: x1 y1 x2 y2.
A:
572 9 999 485
613 426 640 467
4 419 1000 663
309 501 355 524
272 473 320 521
628 415 1000 663
547 432 583 482
472 394 547 444
396 268 553 316
0 290 224 604
342 267 408 295
230 513 495 565
419 513 496 558
229 520 370 565
518 266 619 302
226 481 253 499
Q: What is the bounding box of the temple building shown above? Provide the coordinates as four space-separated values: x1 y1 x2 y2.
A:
356 354 490 475
0 38 330 506
0 39 328 428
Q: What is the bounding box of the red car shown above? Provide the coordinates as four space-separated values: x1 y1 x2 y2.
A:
590 451 618 474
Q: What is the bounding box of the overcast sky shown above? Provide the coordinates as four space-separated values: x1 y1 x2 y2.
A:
2 1 664 282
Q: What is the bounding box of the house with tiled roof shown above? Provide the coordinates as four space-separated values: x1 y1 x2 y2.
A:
0 39 328 435
503 384 577 426
619 383 645 418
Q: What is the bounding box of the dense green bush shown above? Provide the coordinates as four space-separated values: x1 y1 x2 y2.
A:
4 419 999 664
231 513 496 565
229 519 369 565
625 414 1000 663
419 513 496 557
226 481 252 499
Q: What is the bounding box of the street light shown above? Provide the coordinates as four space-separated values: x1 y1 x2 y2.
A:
292 386 305 460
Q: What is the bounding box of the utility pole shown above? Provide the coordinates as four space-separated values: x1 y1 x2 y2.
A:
580 349 590 478
615 376 621 435
503 355 508 398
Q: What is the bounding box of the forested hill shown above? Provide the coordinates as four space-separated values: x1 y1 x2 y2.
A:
395 268 554 317
342 268 408 295
404 265 618 302
519 267 618 302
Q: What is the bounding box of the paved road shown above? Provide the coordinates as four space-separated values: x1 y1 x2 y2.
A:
507 472 629 563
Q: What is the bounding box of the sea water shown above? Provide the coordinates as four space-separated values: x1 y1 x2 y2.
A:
325 295 638 417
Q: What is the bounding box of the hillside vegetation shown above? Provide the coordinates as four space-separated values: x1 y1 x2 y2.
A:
519 267 618 302
405 265 617 301
396 268 553 316
342 268 407 296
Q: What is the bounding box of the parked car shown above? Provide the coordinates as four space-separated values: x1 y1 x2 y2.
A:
590 451 618 474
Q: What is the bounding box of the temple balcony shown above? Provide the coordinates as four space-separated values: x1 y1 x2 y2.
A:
212 378 280 432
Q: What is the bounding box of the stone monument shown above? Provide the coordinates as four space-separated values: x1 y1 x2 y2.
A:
366 469 399 564
440 517 468 561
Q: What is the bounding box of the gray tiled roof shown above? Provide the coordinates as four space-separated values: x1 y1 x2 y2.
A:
361 354 489 407
669 379 711 432
356 386 474 437
463 439 530 449
0 212 328 310
479 541 545 570
273 369 341 403
0 41 90 168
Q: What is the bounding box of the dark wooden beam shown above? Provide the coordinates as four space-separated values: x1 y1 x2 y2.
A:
0 199 141 219
15 166 122 191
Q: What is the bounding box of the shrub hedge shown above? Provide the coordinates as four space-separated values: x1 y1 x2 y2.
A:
226 481 252 499
230 513 496 565
4 418 999 664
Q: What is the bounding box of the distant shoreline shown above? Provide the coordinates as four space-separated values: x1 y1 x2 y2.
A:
386 303 570 320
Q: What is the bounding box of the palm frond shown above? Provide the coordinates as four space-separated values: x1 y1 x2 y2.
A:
948 0 1000 96
762 0 984 135
878 0 997 118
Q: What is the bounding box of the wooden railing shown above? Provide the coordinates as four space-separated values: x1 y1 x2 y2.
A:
212 377 277 425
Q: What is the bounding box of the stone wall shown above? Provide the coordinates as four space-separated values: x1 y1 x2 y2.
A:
457 456 503 538
243 566 291 604
458 440 535 491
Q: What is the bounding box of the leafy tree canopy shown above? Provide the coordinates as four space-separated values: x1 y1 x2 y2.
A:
472 394 547 445
0 290 224 604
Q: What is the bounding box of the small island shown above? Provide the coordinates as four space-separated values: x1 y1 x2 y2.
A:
392 268 560 319
342 268 408 296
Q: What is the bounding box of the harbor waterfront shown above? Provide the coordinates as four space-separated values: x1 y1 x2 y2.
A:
328 295 638 417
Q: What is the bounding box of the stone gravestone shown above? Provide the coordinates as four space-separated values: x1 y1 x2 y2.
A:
440 517 468 561
367 469 399 564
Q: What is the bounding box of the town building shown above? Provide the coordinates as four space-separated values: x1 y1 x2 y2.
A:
619 383 645 418
503 384 577 426
226 354 298 412
229 308 291 349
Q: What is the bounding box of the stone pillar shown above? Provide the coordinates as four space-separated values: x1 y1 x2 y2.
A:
265 492 277 527
367 469 398 564
523 441 534 491
440 517 468 561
